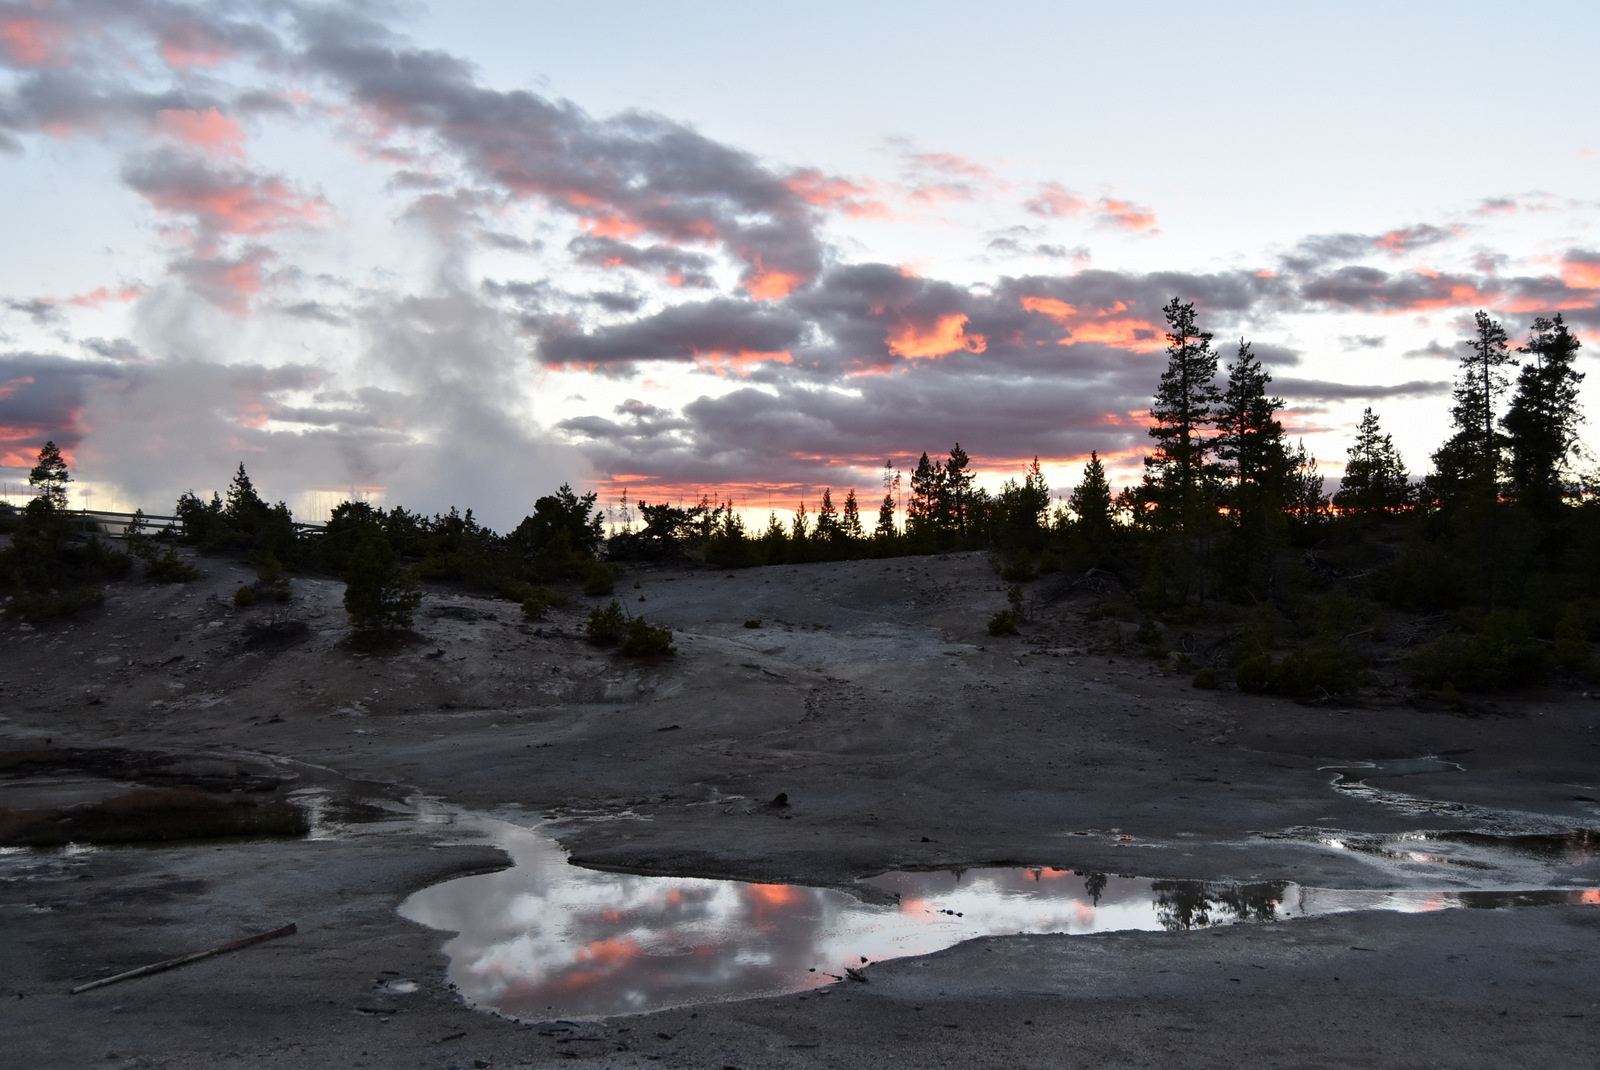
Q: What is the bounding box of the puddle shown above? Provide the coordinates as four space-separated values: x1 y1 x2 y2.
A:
1283 827 1600 885
1321 757 1464 786
399 817 1600 1023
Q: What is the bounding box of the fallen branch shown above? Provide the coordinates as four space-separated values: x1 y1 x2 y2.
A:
69 923 296 995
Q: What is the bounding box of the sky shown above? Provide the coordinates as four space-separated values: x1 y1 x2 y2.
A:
1 0 1597 530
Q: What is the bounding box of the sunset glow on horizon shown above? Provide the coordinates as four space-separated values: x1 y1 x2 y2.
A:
1 0 1597 528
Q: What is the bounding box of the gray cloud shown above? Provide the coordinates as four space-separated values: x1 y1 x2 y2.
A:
1274 377 1449 401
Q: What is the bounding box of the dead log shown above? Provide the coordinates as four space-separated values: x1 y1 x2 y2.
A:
69 923 296 994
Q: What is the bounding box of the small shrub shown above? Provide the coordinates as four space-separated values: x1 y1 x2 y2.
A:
255 553 286 584
233 585 256 607
144 547 199 584
1554 608 1589 673
988 609 1019 636
585 600 627 645
1192 668 1221 690
621 615 675 656
1410 611 1552 692
743 618 762 629
521 590 548 620
1001 555 1037 582
1007 584 1025 615
1271 645 1361 697
1136 616 1167 657
4 585 104 621
1235 654 1271 694
583 562 615 597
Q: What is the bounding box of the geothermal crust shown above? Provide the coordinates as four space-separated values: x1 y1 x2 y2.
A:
2 550 1598 1068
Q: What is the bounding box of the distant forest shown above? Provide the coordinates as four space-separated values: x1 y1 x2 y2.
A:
3 297 1597 695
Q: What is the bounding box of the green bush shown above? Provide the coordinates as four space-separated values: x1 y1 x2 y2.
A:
1001 555 1037 582
1192 668 1221 689
1136 616 1167 657
585 600 627 645
343 529 422 632
1554 608 1590 673
987 609 1019 636
233 585 256 607
4 585 104 621
521 590 548 620
621 615 675 656
144 547 199 584
1410 611 1552 692
743 618 762 628
583 562 615 597
1234 644 1359 697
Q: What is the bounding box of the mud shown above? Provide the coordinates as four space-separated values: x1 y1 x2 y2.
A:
2 548 1599 1067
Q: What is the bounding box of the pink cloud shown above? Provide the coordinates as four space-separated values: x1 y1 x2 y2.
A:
0 13 66 68
158 22 232 68
156 108 246 159
123 153 330 255
1023 184 1157 232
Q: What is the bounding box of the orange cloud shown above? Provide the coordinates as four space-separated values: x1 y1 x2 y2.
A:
157 108 246 158
785 170 891 220
0 15 66 68
579 212 645 242
743 257 805 300
1021 296 1162 351
0 376 35 401
159 23 232 68
1096 198 1157 232
1024 186 1157 231
1020 296 1077 320
694 349 793 377
63 285 141 307
887 313 986 359
1560 254 1600 290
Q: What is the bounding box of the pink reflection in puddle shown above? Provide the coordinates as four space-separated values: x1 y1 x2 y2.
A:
399 818 1600 1022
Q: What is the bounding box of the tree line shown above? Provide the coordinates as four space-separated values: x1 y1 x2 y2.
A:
2 296 1595 693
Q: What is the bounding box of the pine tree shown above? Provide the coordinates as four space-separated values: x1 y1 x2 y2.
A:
790 500 809 542
27 441 71 510
1286 441 1329 524
224 462 266 527
1215 339 1290 515
875 461 899 539
1143 298 1222 528
906 452 944 537
814 488 841 542
1335 408 1410 515
1069 451 1113 535
943 444 976 539
1504 314 1585 512
343 528 421 632
1432 310 1514 494
841 488 865 540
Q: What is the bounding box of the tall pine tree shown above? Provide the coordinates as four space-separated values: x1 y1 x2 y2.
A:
1143 298 1222 529
1432 310 1514 496
1335 408 1410 515
27 441 72 511
1215 338 1290 517
1504 314 1584 513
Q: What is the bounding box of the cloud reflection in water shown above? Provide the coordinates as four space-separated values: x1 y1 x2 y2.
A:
400 819 1600 1021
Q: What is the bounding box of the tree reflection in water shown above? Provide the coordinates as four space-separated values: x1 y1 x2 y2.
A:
1151 880 1288 931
